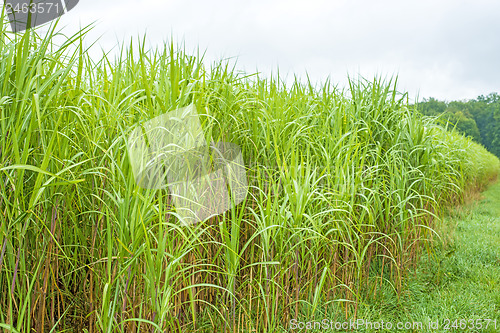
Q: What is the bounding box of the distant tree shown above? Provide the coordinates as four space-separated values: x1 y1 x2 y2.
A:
482 99 500 157
415 93 500 158
449 111 482 142
418 97 447 116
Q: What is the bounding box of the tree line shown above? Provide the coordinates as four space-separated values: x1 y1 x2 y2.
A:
416 93 500 158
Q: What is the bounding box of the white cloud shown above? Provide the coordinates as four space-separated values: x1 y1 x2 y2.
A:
40 0 500 101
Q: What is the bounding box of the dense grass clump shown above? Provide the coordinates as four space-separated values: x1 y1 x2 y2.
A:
0 24 499 332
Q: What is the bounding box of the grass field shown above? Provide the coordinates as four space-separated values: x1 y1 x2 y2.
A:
0 23 499 332
304 180 500 333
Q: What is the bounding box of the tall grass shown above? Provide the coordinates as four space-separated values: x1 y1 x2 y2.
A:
0 22 499 332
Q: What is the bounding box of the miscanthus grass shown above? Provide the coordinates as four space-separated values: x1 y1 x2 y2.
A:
0 22 499 332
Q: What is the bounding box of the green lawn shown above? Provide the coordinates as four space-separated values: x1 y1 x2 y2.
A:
302 181 500 332
405 180 500 332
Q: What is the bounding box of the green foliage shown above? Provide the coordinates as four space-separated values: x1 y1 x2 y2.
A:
326 181 500 333
0 22 499 332
417 94 500 158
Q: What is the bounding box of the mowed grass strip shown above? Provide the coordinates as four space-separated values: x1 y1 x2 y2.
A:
408 181 500 332
324 180 500 333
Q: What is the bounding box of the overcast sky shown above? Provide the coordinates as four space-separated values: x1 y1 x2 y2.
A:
43 0 500 101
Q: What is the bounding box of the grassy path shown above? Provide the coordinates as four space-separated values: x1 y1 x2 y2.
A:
415 181 500 329
300 181 500 333
353 181 500 332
